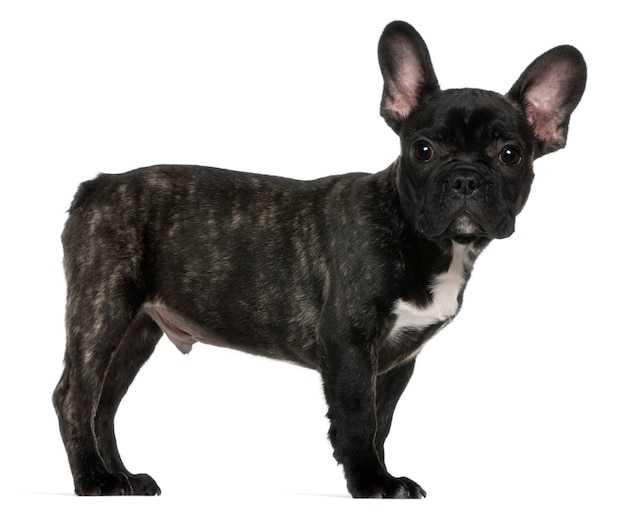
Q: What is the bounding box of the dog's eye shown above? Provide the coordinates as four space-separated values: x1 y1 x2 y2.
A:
412 142 434 162
499 145 522 166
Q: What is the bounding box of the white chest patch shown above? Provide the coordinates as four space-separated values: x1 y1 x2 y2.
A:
390 242 475 337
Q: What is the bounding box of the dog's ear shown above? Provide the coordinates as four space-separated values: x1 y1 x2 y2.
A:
378 21 440 134
508 45 586 156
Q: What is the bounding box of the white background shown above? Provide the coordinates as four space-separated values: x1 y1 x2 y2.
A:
1 1 624 511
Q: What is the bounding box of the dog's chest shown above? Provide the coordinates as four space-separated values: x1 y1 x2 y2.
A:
389 242 474 338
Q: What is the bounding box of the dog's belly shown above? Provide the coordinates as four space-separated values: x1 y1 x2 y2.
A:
145 295 449 375
143 300 220 354
142 298 321 368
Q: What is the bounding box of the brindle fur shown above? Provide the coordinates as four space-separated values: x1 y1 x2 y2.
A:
53 21 586 497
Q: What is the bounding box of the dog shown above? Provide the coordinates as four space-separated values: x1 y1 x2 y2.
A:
53 21 586 498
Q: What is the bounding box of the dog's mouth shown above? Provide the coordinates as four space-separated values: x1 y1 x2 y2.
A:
415 186 517 242
440 211 489 243
420 210 491 244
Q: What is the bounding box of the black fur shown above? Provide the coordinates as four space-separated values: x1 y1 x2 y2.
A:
53 21 586 498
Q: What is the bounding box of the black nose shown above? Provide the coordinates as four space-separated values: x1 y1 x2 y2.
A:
448 169 482 196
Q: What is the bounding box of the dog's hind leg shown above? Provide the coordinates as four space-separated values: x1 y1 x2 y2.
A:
53 278 161 495
93 311 163 495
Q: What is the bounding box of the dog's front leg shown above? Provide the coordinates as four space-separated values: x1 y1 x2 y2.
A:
374 358 417 464
321 331 425 499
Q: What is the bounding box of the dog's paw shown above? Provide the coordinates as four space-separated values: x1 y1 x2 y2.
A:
348 474 426 499
75 471 161 496
126 473 162 496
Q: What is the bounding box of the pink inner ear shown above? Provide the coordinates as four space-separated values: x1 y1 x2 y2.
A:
385 39 423 119
524 63 571 148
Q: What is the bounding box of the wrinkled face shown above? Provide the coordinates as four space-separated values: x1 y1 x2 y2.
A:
397 89 536 243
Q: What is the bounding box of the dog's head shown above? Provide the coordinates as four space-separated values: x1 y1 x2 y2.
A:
378 21 586 243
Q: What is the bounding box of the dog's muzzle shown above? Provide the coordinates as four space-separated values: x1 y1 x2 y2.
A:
418 163 514 241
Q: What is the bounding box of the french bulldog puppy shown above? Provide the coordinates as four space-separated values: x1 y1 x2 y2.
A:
53 21 586 498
